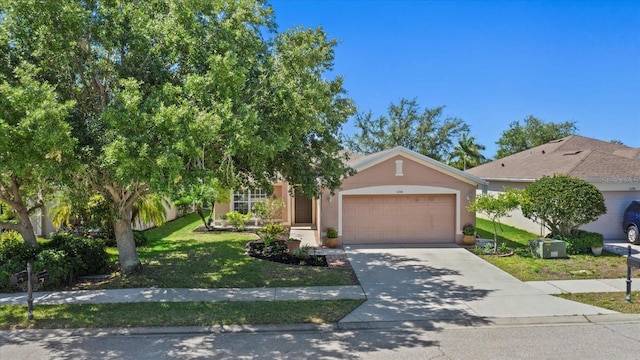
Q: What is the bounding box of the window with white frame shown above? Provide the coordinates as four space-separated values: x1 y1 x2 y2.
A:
232 189 268 215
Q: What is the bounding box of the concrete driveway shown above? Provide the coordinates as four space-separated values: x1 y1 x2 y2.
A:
340 245 617 327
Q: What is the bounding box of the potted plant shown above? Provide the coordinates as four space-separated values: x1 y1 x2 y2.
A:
325 227 339 248
589 232 604 256
287 238 302 253
462 223 476 246
218 214 227 227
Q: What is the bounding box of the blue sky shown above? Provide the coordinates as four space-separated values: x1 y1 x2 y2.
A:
269 0 640 159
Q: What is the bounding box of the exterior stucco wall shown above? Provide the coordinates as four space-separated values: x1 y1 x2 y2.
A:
479 180 640 240
321 154 479 243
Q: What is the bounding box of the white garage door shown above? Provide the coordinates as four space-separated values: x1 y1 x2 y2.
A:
342 194 455 244
581 191 640 240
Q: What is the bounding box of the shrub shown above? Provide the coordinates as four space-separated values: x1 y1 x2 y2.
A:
259 222 287 240
0 231 36 264
0 232 38 291
252 198 285 222
226 211 252 231
522 175 606 237
32 249 72 287
549 230 604 255
462 223 476 235
47 233 109 276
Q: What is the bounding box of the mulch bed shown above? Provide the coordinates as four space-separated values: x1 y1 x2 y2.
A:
246 240 328 267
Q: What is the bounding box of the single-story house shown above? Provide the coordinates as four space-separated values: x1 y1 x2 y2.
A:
216 146 487 245
466 135 640 240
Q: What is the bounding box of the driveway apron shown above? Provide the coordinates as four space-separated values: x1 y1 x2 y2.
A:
340 245 616 327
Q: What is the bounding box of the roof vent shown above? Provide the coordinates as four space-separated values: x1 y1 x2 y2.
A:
542 150 546 154
501 163 505 167
562 151 583 156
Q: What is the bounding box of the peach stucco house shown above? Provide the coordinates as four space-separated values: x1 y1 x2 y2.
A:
216 146 487 245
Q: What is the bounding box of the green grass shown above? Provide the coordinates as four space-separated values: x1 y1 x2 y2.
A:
557 292 640 313
475 218 635 281
89 214 358 289
1 215 363 329
0 299 365 330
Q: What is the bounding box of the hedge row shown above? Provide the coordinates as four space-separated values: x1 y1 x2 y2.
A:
0 231 111 292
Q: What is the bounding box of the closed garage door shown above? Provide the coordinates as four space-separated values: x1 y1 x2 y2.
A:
582 191 640 240
342 194 455 244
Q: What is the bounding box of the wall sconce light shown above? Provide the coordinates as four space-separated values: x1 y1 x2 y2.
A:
466 192 475 201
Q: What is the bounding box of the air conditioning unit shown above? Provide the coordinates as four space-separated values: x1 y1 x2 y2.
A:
535 239 567 259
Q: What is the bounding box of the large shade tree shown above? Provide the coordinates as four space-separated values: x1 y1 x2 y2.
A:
2 0 355 273
0 63 75 247
347 98 470 161
495 115 577 159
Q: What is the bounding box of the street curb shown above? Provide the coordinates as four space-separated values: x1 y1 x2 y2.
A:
5 314 640 338
336 313 640 331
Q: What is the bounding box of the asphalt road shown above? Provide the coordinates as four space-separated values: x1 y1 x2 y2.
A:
2 319 639 359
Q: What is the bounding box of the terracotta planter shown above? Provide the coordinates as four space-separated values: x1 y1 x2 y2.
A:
325 237 339 248
287 240 301 253
462 235 476 246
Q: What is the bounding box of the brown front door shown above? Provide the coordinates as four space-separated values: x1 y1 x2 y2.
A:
294 194 313 224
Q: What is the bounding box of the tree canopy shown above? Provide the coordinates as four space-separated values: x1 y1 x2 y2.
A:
495 115 577 159
347 98 470 161
1 0 355 273
521 175 606 237
0 63 76 246
467 188 522 250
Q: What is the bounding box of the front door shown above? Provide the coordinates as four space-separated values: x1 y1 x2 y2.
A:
294 194 313 224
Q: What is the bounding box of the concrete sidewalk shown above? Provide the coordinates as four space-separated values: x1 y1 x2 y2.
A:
2 277 639 307
0 285 366 306
527 278 640 295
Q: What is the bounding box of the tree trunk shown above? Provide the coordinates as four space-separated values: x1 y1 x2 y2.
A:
14 202 39 248
114 206 141 274
195 205 212 230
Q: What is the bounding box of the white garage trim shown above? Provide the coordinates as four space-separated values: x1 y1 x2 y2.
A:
338 185 461 237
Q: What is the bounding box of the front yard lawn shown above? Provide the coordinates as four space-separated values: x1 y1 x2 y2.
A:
475 219 638 281
0 299 365 330
1 214 362 329
94 213 358 289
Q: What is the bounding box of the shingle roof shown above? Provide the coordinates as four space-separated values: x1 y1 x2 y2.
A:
348 146 487 185
466 135 640 182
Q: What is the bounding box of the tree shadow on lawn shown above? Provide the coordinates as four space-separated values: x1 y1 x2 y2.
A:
476 227 527 249
103 238 358 289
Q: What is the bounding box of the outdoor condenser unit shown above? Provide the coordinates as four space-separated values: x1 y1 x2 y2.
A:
536 239 567 259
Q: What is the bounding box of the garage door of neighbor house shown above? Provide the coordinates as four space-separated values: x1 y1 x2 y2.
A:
342 194 455 244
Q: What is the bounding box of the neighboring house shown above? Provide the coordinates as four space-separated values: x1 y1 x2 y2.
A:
30 201 181 238
466 135 640 240
217 146 487 245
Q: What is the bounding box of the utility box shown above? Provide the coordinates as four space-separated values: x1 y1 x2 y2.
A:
532 239 567 259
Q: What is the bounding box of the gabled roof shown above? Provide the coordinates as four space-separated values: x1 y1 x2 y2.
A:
348 146 487 186
466 135 640 182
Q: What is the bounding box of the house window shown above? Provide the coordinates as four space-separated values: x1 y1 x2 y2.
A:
233 189 268 215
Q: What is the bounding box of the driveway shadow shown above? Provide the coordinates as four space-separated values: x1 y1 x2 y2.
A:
341 247 494 328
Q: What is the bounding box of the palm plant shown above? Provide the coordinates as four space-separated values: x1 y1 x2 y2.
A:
448 132 487 170
132 193 169 228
